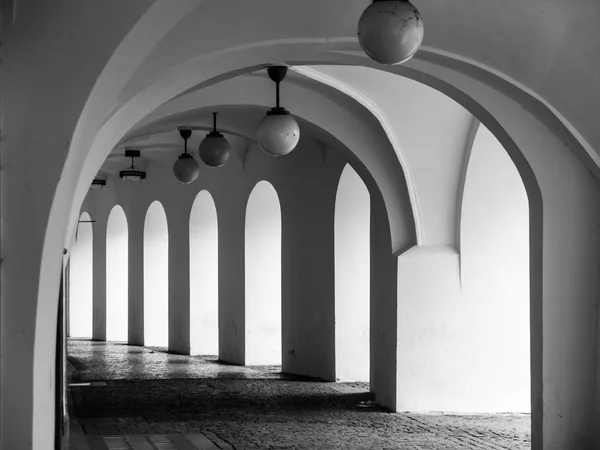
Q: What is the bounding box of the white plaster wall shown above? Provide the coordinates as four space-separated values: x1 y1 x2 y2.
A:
68 213 94 338
397 126 530 413
335 165 370 382
144 201 169 347
190 191 219 356
245 181 282 366
106 205 129 342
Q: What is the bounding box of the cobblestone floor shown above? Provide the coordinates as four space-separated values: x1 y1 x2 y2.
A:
68 339 531 450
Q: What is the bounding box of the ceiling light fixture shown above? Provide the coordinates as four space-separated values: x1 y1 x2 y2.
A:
358 0 424 65
119 149 146 182
90 178 107 189
256 66 300 156
173 127 200 184
198 112 231 167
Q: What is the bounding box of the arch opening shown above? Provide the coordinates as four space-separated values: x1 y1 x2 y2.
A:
68 212 94 338
143 201 169 348
459 124 530 412
245 181 282 366
106 205 129 342
190 191 219 356
334 165 371 382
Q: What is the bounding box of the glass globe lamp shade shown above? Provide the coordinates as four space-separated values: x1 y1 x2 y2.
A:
173 153 200 184
358 0 424 65
257 108 300 156
198 131 231 167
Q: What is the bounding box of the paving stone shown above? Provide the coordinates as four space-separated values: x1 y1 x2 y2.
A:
69 339 530 449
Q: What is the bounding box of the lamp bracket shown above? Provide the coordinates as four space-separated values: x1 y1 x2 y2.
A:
267 66 288 84
178 128 192 141
124 149 140 158
266 106 291 116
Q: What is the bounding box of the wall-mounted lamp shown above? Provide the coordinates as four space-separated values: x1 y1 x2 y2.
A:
119 149 146 182
90 178 107 189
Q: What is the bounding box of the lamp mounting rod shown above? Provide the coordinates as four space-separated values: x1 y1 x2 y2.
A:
178 127 192 154
213 112 218 132
267 66 288 109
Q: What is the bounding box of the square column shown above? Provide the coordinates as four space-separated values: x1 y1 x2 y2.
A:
127 210 144 346
168 206 191 354
92 218 107 341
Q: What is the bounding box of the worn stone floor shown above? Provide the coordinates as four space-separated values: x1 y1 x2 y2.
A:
68 339 531 449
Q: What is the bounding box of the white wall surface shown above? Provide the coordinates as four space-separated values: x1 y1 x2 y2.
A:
245 181 282 366
69 213 94 338
335 165 370 382
106 205 129 342
397 126 530 413
144 201 169 348
190 191 219 356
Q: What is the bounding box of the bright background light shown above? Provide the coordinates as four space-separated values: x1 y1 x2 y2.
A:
144 201 169 347
335 165 370 382
245 181 282 365
69 212 94 338
190 191 219 355
106 205 128 341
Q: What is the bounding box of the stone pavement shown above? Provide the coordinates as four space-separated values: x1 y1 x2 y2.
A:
68 340 531 449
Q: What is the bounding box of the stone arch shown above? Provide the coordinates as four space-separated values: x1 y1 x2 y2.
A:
19 10 599 449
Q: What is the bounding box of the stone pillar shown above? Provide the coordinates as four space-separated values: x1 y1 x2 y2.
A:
168 205 191 354
127 208 144 346
217 192 246 365
92 216 107 341
370 187 398 411
280 180 337 381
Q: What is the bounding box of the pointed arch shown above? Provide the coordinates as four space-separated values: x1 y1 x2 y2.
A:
245 181 282 365
106 205 128 342
144 200 169 347
334 164 371 382
68 212 93 338
190 190 219 356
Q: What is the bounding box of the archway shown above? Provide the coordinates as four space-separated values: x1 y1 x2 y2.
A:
68 212 93 338
106 205 128 342
143 201 169 348
245 181 282 366
190 191 219 356
13 7 600 447
334 165 370 382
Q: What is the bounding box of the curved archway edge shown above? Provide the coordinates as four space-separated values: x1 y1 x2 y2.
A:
29 39 600 450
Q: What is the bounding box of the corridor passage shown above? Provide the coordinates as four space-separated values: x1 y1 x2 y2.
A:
68 340 530 449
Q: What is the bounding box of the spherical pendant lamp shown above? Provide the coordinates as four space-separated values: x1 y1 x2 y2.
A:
256 66 300 156
173 127 200 184
198 112 231 167
358 0 424 65
119 150 146 182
